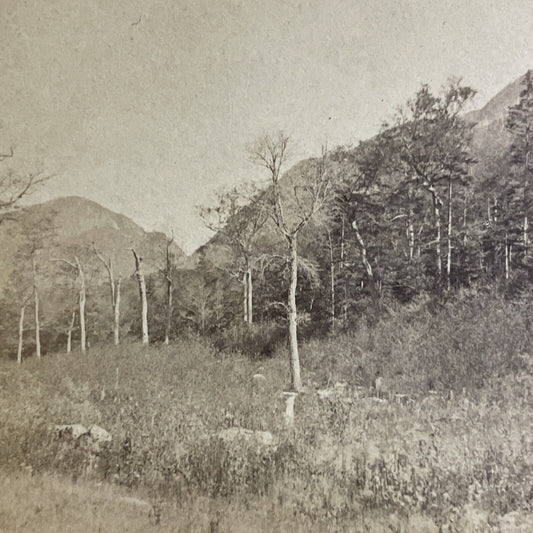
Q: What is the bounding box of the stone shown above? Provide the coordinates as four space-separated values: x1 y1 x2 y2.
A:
218 427 275 448
89 424 112 443
55 424 89 439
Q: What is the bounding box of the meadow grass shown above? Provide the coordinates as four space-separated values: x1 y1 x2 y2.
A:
0 289 532 531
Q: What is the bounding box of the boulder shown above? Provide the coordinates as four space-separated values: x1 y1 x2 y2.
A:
252 373 267 386
55 424 89 439
89 424 112 443
218 427 275 448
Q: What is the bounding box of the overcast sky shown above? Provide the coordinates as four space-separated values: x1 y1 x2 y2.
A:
1 0 532 252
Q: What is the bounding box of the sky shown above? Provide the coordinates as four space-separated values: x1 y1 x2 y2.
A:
1 0 533 253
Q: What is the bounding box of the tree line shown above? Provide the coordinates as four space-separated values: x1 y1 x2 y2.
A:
1 75 531 393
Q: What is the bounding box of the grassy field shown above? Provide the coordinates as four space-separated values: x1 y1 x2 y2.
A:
1 290 532 531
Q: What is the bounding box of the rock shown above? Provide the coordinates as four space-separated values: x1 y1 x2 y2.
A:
317 388 335 400
55 424 89 439
218 427 275 448
89 424 112 443
252 373 267 385
500 511 533 532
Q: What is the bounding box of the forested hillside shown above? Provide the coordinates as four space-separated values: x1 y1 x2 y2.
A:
1 72 531 363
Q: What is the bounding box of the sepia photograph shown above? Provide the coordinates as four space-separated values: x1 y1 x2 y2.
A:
0 0 532 531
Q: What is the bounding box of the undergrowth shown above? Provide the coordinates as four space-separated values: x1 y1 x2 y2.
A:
0 290 532 531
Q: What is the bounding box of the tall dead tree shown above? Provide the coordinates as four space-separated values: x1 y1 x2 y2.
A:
93 245 121 345
131 249 149 345
32 253 41 359
161 236 174 345
52 256 87 353
199 184 268 326
250 133 331 392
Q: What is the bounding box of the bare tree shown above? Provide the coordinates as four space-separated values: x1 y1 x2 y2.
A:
32 253 41 358
0 148 50 216
51 256 87 353
160 236 174 344
199 183 268 325
250 133 331 392
131 249 149 344
93 245 121 345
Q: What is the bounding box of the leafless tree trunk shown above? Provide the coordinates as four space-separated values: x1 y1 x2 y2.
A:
505 234 510 280
66 311 75 353
17 305 25 364
114 279 121 345
32 254 41 359
250 133 330 392
327 228 335 334
132 249 149 345
431 190 443 277
351 216 375 283
288 235 302 391
93 246 121 345
340 214 347 323
446 178 453 290
53 256 86 353
243 274 248 323
162 237 174 344
246 266 253 324
75 256 87 353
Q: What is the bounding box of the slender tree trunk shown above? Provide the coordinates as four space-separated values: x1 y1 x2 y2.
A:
463 197 468 246
114 278 121 345
524 135 530 261
74 257 86 353
246 267 253 324
340 215 347 323
505 233 510 280
32 255 41 359
407 185 415 261
93 248 121 345
432 192 442 277
243 274 248 323
351 217 375 284
67 311 75 353
165 275 172 344
327 230 335 334
17 305 25 364
288 235 302 392
132 249 149 345
446 178 453 290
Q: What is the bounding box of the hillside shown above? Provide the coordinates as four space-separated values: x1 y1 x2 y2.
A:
0 196 185 292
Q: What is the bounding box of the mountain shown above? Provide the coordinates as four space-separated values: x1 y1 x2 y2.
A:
0 196 186 293
466 71 530 130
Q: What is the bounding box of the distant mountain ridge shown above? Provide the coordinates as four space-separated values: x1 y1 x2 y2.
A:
0 195 186 293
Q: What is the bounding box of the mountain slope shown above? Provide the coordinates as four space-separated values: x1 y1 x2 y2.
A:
0 196 185 293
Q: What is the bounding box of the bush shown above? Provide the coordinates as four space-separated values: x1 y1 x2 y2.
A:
212 321 286 359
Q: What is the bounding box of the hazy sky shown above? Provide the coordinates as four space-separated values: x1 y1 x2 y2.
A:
1 0 532 252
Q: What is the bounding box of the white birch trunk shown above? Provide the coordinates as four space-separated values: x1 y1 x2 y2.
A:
32 255 41 359
432 192 442 277
328 230 335 334
446 178 453 291
288 236 302 392
246 267 253 325
114 278 121 345
165 275 172 345
505 234 510 280
67 311 75 353
132 249 149 345
17 305 25 364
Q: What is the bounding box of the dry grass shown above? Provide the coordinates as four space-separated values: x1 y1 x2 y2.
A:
0 290 532 531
